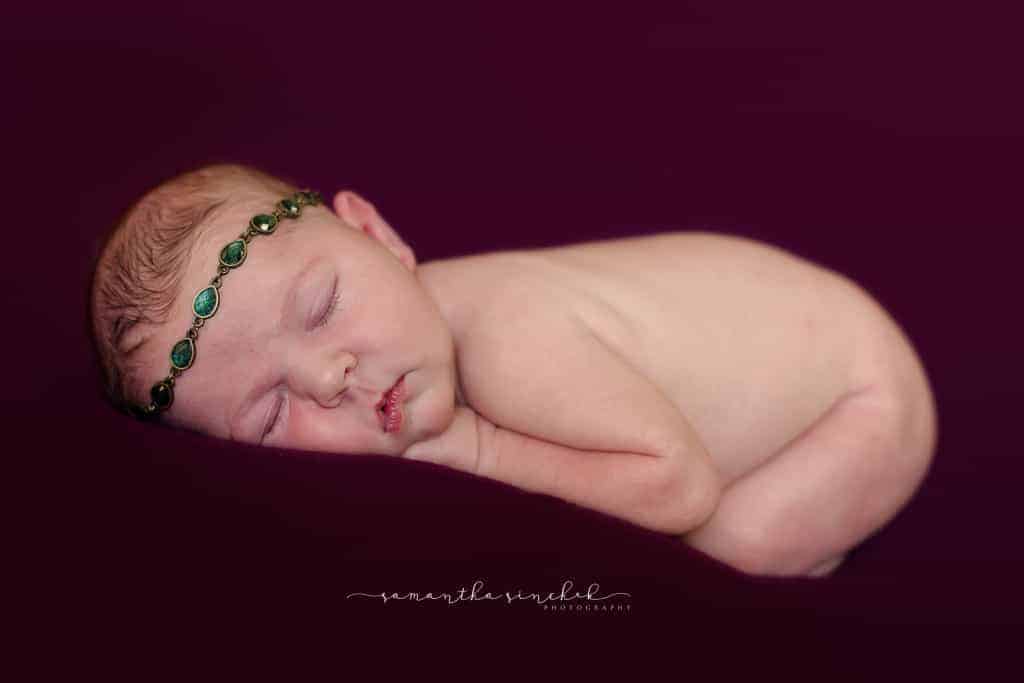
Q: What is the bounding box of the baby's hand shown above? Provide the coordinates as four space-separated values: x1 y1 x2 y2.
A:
401 405 489 476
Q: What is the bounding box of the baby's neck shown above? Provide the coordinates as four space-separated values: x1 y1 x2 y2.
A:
416 258 482 344
417 257 488 409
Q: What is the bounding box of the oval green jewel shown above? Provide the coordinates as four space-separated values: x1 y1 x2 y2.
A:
219 239 247 268
250 213 278 234
279 197 301 217
170 338 195 370
193 285 219 319
151 381 173 410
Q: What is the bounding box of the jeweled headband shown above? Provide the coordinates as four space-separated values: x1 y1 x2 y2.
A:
129 189 324 420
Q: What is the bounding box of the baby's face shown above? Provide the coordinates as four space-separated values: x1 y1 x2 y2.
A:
150 194 460 457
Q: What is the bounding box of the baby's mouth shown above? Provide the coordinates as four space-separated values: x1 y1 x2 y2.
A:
376 374 406 433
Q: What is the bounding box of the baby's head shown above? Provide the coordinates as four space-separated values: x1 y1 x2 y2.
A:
89 163 460 456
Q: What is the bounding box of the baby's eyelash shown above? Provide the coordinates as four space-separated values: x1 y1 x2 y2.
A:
315 292 342 329
261 398 284 443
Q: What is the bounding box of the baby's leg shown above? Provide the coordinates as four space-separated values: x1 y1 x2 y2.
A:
681 385 934 579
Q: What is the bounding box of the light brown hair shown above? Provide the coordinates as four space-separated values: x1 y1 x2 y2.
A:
89 162 303 418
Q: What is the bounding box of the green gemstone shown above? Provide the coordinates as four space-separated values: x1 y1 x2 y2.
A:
151 381 173 410
219 239 247 268
250 213 278 234
170 338 195 370
193 285 219 319
280 197 301 217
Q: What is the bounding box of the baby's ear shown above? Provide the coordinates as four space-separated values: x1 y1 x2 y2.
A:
332 190 417 271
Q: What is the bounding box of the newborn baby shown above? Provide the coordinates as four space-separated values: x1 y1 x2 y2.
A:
90 163 938 579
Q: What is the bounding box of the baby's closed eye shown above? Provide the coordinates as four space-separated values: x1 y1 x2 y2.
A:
312 275 341 329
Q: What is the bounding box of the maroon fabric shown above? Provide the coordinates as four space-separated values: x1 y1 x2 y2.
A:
6 1 1021 672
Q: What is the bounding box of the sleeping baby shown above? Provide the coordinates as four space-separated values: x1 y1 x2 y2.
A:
89 163 938 579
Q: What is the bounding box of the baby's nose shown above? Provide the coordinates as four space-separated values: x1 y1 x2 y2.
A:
320 385 348 409
322 356 357 407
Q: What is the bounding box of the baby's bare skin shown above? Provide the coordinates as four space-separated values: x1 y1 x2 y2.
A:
417 230 937 577
110 182 935 579
424 231 868 487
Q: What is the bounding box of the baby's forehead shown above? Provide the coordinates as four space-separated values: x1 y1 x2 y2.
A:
185 237 318 376
194 203 311 263
201 201 338 279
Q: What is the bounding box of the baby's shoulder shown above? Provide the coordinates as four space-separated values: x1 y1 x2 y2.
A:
423 249 565 326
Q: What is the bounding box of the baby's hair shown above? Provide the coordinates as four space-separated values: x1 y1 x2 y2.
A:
88 162 304 419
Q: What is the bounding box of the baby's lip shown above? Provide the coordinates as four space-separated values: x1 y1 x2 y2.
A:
375 374 406 433
375 374 406 411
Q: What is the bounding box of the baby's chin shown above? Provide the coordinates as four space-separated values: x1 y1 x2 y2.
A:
405 374 459 441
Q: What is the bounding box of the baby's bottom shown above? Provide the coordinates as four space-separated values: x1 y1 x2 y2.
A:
681 384 932 580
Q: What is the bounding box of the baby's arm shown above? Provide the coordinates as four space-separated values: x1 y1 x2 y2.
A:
402 404 482 474
402 403 710 535
444 296 721 536
479 420 712 535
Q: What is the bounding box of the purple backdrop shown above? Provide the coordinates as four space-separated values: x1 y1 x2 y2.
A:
5 0 1021 673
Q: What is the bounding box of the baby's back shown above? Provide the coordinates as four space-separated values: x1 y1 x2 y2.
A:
445 231 872 486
